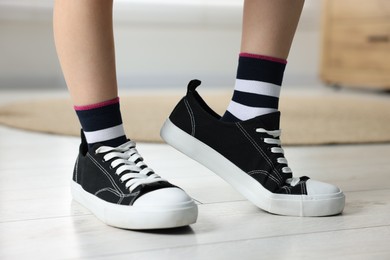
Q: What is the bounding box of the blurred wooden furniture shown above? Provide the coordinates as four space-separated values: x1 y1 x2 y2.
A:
320 0 390 90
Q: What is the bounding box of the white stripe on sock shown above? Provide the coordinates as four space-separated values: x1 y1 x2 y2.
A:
227 101 277 121
235 79 281 98
84 124 125 144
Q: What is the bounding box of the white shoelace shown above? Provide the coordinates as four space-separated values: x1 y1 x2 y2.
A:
256 128 300 187
95 141 166 193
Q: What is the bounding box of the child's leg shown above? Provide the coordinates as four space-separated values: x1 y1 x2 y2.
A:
53 0 118 106
161 0 345 217
53 0 198 229
241 0 304 59
54 0 127 148
222 0 305 121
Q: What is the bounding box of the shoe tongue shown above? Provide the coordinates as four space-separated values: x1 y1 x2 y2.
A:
253 112 280 130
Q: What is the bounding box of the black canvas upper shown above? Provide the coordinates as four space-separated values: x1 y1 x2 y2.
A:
169 80 309 195
73 132 176 205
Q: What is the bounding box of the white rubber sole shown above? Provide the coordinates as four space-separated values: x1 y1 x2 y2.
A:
71 181 198 229
161 118 345 217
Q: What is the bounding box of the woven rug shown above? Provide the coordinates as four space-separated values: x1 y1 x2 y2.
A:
0 91 389 145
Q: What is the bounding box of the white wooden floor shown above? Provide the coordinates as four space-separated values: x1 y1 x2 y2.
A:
1 90 390 260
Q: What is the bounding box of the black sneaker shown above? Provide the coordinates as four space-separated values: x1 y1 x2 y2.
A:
161 80 345 217
71 132 198 229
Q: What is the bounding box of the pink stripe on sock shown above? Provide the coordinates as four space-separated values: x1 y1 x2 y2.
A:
74 97 120 111
240 52 287 64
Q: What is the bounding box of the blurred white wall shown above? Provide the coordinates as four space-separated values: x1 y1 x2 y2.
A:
0 0 322 89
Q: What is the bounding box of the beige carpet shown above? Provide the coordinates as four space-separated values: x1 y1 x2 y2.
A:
0 91 389 145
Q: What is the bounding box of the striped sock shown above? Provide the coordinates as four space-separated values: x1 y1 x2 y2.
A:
221 53 287 122
74 97 128 150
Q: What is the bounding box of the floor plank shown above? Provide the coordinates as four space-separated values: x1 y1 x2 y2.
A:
124 226 390 260
1 189 390 259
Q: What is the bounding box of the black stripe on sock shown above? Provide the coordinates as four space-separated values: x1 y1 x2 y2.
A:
232 90 279 109
236 56 286 85
76 103 123 131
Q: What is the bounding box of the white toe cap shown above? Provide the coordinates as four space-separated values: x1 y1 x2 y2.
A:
133 187 193 207
306 179 341 196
